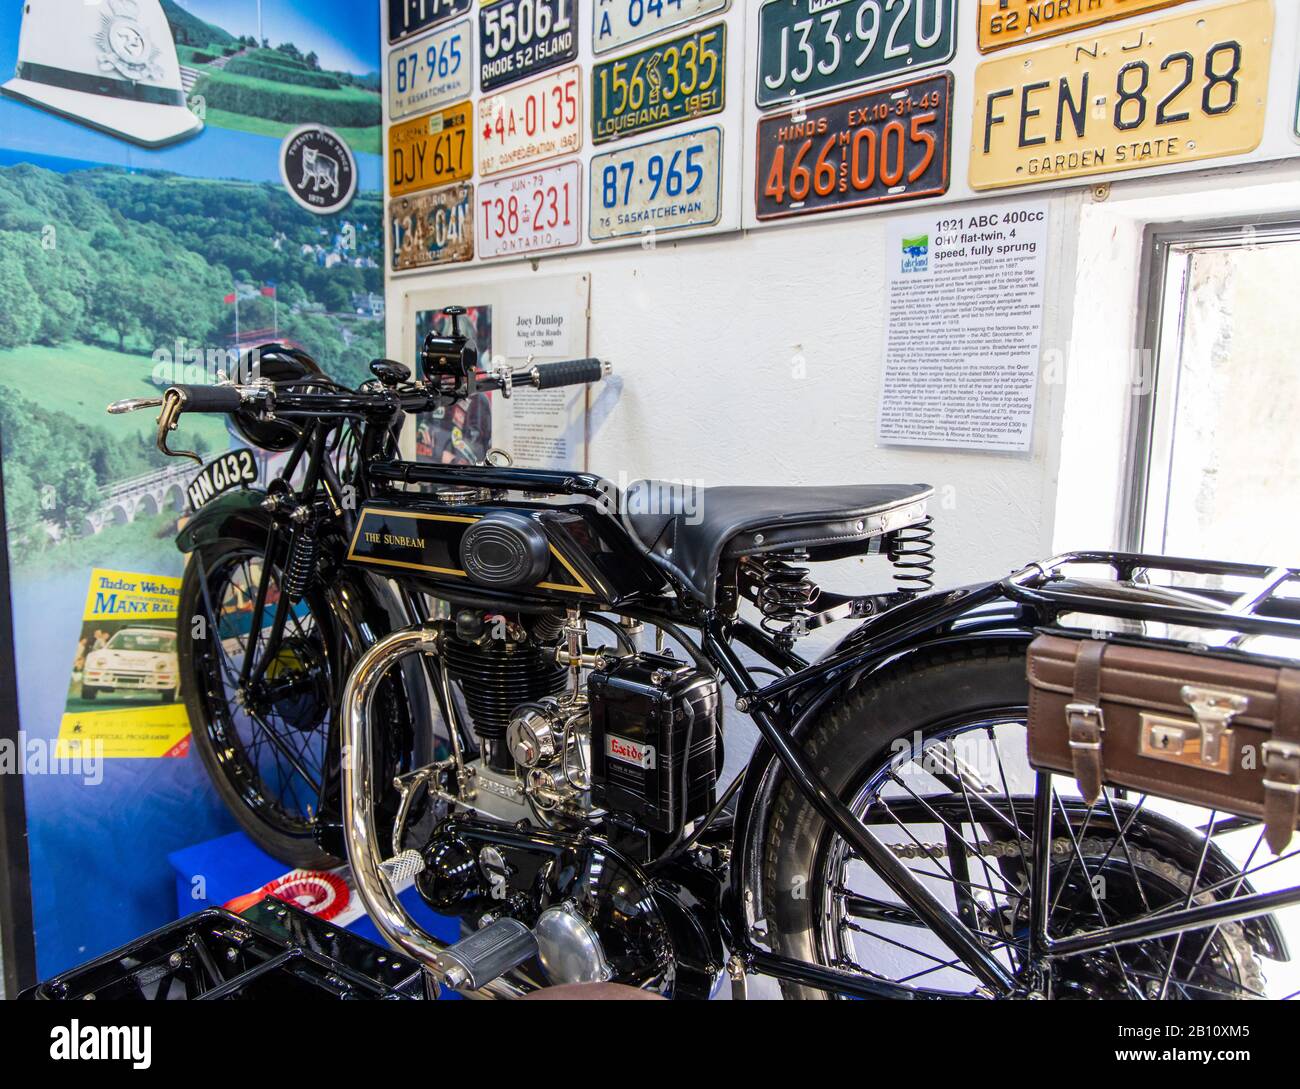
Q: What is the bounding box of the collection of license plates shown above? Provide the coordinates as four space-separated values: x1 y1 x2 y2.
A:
388 0 1280 269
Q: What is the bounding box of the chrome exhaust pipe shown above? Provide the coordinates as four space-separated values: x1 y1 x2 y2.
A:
340 625 524 999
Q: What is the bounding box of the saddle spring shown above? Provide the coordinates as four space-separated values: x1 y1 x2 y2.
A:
283 523 320 601
887 518 936 595
742 552 821 641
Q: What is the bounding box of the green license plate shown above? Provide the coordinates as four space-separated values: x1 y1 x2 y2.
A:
592 23 726 145
756 0 956 110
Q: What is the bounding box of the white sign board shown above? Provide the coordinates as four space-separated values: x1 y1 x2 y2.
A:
877 201 1050 453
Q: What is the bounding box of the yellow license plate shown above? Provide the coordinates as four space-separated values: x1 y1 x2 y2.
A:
971 0 1273 191
389 102 474 198
976 0 1192 53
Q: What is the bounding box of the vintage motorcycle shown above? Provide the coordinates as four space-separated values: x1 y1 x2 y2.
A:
106 309 1300 1000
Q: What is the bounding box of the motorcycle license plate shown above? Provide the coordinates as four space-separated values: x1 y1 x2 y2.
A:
389 0 472 44
592 23 726 145
589 127 722 241
478 160 582 258
388 103 473 197
387 19 473 122
970 0 1273 191
478 65 583 176
976 0 1190 53
480 0 579 92
390 183 475 271
592 0 730 56
756 0 956 109
755 72 952 221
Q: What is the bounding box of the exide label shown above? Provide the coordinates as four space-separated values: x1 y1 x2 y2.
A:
606 733 655 769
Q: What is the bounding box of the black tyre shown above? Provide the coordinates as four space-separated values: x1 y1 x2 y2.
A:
179 539 338 870
763 644 1264 1000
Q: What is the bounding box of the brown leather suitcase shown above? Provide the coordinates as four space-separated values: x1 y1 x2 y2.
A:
1027 633 1300 853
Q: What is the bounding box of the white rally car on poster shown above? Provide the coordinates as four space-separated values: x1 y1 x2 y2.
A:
82 627 180 702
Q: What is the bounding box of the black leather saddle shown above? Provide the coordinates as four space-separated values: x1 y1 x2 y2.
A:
624 480 932 606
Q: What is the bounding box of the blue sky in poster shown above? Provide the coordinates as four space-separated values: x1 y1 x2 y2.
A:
179 0 381 76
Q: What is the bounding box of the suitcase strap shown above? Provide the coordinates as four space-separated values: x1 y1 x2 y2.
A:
1263 669 1300 854
1065 640 1107 805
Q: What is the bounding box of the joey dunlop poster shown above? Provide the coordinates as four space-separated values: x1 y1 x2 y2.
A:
0 0 385 977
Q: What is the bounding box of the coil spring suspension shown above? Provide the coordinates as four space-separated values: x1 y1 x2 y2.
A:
282 522 320 601
887 518 935 594
743 553 821 641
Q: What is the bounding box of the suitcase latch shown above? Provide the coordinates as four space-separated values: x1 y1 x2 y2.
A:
1180 685 1249 767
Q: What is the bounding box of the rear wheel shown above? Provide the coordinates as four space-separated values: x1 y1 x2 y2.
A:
762 645 1269 1000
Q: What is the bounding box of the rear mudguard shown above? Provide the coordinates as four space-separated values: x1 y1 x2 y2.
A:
728 581 1289 965
178 489 430 857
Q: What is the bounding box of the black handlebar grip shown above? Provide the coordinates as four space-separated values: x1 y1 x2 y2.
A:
531 359 607 390
168 384 245 413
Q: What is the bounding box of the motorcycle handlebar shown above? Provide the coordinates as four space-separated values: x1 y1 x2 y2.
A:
522 358 610 391
166 384 247 413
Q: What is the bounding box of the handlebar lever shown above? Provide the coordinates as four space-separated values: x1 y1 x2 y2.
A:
107 397 165 415
155 389 203 466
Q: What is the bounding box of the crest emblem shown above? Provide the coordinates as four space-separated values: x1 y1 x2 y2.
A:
95 0 164 83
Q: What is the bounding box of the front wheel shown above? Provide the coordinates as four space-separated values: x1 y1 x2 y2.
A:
762 644 1271 1000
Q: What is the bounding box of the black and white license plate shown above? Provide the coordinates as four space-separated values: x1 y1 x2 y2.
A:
755 72 952 220
188 449 259 510
390 183 475 271
480 0 579 92
389 0 472 44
